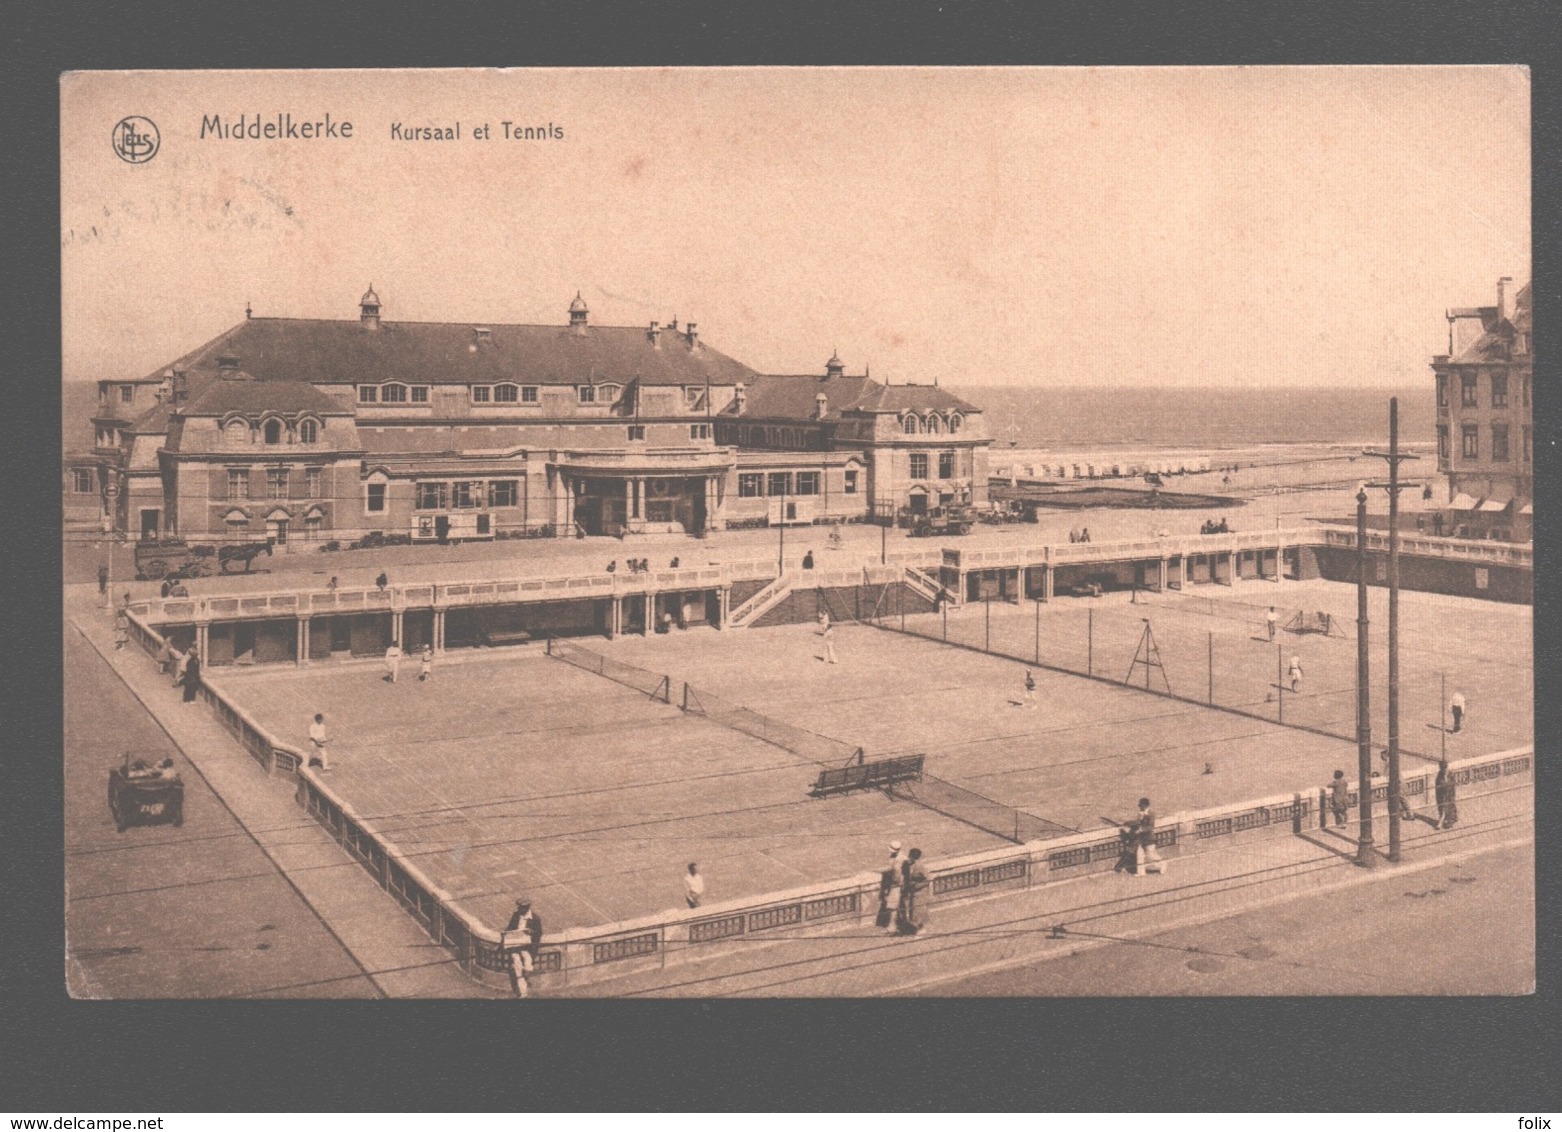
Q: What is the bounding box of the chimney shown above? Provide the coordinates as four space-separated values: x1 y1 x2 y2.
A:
569 292 589 335
815 392 828 419
473 327 492 345
685 322 698 349
360 283 381 330
648 320 661 348
734 382 747 413
1497 276 1513 322
172 367 189 405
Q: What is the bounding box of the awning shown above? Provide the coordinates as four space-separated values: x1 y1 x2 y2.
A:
1450 493 1479 510
1478 498 1512 513
1520 503 1533 515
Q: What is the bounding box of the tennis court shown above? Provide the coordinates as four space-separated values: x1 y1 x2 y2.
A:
214 650 1007 934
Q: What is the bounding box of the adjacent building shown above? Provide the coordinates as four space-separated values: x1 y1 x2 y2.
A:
71 288 989 544
1432 278 1532 540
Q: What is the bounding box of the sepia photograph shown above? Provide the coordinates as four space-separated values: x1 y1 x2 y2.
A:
60 65 1533 1003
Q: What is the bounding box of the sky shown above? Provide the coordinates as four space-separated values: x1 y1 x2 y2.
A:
61 67 1530 389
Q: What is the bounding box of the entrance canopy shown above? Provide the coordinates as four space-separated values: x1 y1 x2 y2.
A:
1450 493 1479 511
1477 497 1512 513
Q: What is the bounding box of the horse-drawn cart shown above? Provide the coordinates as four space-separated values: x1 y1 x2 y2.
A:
108 756 184 833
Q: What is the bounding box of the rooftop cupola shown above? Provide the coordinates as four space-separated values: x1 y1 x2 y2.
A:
569 292 589 334
825 351 844 380
360 283 381 330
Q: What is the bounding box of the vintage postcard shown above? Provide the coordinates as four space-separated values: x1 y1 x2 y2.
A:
62 66 1532 1000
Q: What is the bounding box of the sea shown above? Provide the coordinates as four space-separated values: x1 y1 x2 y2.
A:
954 385 1433 452
61 380 1433 454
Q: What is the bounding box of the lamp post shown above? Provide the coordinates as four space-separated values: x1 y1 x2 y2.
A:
777 485 786 575
1354 486 1376 868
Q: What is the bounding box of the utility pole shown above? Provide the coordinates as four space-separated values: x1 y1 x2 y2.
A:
777 487 786 575
1354 486 1376 868
1364 397 1421 863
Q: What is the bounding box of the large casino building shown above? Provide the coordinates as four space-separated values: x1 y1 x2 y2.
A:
69 288 990 545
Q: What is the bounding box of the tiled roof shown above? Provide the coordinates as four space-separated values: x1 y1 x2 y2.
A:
732 373 978 422
139 317 756 389
181 378 346 417
126 400 177 434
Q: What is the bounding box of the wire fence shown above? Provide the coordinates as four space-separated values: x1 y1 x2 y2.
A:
546 635 671 702
893 773 1078 843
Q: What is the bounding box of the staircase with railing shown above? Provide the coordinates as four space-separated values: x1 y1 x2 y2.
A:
727 572 797 628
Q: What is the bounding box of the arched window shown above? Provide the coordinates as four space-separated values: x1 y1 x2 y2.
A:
381 384 409 404
298 418 319 444
263 419 283 445
493 383 519 403
599 384 622 403
927 414 943 434
902 415 918 435
949 414 962 434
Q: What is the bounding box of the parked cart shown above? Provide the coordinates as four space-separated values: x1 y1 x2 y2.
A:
108 754 184 833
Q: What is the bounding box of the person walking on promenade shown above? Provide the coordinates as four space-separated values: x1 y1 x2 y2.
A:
504 899 541 998
308 713 331 772
821 621 838 665
1266 606 1278 641
1023 670 1037 709
384 639 402 683
1435 760 1459 829
113 606 129 650
97 564 108 597
1450 691 1466 733
419 644 433 682
802 550 815 570
1133 797 1165 875
1113 823 1139 874
180 647 202 703
1288 654 1304 693
1329 769 1350 828
877 841 904 931
897 848 930 935
684 863 705 909
158 639 175 677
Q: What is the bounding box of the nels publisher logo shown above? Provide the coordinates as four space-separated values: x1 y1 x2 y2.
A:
111 116 160 163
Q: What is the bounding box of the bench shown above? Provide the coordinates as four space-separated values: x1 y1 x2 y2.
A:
482 629 533 646
811 754 925 798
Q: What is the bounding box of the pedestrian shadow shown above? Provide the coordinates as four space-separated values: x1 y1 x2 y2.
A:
1295 828 1361 862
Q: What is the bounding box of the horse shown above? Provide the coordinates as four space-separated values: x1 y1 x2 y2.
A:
218 540 274 574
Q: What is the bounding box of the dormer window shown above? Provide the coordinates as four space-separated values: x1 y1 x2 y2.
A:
949 414 962 433
382 384 409 404
410 386 429 404
358 385 378 403
600 384 622 403
521 386 538 403
577 386 597 404
493 384 518 403
903 415 919 435
472 386 491 403
263 419 283 445
224 419 248 444
927 415 943 434
298 419 319 444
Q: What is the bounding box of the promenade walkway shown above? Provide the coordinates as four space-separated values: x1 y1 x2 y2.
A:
545 780 1532 997
66 586 500 998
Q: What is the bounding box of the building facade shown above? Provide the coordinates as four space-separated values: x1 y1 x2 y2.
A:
74 288 989 544
1432 278 1532 540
